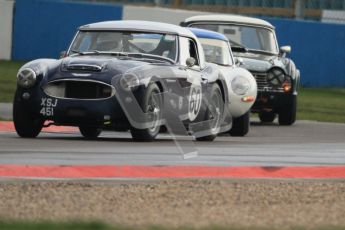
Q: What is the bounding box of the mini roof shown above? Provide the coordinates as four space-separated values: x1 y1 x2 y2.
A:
188 28 228 42
79 20 197 38
184 14 274 29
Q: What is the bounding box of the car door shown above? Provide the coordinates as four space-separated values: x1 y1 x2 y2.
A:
178 36 209 122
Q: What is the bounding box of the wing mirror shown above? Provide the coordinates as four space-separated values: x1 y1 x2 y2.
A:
280 46 291 57
235 57 244 66
186 57 196 68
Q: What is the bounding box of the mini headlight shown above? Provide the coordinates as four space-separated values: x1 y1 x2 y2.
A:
120 73 140 91
17 68 37 89
267 68 285 87
231 76 251 95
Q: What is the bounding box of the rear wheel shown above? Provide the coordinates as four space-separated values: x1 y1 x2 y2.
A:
279 95 297 126
229 111 250 137
13 99 43 138
259 111 276 123
196 84 224 142
79 126 101 139
130 83 162 141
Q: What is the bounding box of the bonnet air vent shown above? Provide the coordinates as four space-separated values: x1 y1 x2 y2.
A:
67 64 102 72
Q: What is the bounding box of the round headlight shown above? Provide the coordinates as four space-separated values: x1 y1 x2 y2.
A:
120 73 140 91
231 76 251 95
267 68 285 87
17 68 37 89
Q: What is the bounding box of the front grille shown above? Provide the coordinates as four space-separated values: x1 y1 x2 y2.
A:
43 79 115 100
252 72 291 92
67 64 102 72
253 73 269 91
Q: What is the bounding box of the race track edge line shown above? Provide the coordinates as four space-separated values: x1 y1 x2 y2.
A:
0 165 345 179
0 121 77 133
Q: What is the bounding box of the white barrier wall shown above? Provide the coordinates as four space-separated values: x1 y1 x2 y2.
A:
322 10 345 24
123 6 210 25
0 0 14 60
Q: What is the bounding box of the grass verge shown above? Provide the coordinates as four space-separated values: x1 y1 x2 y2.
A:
0 61 344 123
297 88 345 123
0 61 25 102
0 221 345 230
0 117 11 121
0 221 111 230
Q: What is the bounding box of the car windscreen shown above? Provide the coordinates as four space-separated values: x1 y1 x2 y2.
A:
69 31 178 61
198 38 233 66
191 24 278 54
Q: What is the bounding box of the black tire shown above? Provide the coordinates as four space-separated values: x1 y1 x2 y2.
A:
278 95 297 126
229 111 250 137
259 111 276 123
79 126 101 139
196 84 224 142
130 83 162 141
13 99 43 138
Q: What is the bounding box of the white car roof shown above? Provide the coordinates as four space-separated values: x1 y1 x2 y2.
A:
184 14 274 29
79 20 197 38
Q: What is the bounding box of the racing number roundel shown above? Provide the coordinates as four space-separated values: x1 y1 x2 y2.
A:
188 85 202 121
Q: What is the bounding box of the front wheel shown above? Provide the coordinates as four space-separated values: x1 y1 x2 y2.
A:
130 83 162 141
13 100 44 138
278 95 297 126
229 111 250 137
196 84 224 142
259 111 276 123
79 126 101 139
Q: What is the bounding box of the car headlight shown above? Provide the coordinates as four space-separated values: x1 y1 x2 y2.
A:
120 73 140 91
231 76 251 95
17 68 37 89
267 68 285 87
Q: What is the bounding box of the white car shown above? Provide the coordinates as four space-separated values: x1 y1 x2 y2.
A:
183 15 300 126
189 27 257 136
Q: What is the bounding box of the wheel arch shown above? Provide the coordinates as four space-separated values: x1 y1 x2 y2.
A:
147 75 166 93
216 78 228 103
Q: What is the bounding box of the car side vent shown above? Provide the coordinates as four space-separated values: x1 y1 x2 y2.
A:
67 64 102 72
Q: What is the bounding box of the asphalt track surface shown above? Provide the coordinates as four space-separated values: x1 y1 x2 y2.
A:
1 120 345 167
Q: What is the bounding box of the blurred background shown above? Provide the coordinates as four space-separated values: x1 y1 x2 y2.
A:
0 0 344 88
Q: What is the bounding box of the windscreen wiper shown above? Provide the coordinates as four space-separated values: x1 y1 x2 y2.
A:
231 46 248 53
126 53 175 64
70 50 175 63
70 50 101 56
228 39 248 53
246 49 276 55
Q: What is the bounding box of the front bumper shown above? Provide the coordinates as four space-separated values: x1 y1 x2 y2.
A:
251 91 294 113
14 87 129 129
